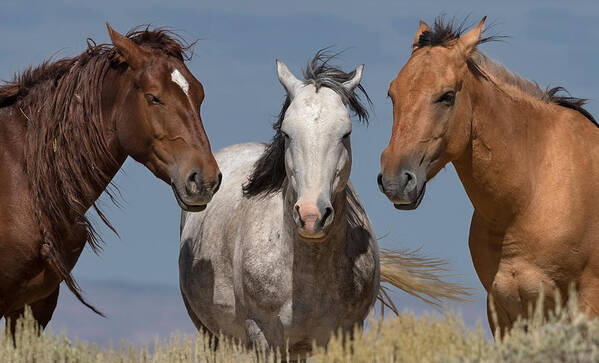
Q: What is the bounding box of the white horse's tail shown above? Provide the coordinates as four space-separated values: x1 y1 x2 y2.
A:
377 248 471 314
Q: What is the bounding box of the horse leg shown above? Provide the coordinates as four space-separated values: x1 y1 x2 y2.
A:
487 294 512 338
6 287 59 337
181 288 219 350
245 319 269 350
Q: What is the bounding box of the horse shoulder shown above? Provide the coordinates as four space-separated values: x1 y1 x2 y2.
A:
237 194 290 310
179 142 282 323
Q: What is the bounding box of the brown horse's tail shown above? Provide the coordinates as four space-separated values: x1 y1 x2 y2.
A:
377 248 470 314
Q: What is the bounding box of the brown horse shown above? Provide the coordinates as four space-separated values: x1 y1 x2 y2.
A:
378 17 599 335
0 24 221 332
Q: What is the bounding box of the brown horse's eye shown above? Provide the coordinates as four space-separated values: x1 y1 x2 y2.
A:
437 91 456 106
144 93 162 105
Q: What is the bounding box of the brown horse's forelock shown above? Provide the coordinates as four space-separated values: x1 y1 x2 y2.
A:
0 26 193 314
415 16 597 127
243 49 372 198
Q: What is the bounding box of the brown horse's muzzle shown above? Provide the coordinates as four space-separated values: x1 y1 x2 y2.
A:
172 167 222 212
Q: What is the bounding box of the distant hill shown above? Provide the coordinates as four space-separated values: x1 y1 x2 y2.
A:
46 280 197 346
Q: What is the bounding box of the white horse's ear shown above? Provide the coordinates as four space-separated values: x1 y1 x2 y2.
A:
342 64 364 92
276 60 302 98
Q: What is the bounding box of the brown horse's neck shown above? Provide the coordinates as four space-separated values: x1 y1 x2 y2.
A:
63 65 129 215
452 76 558 229
95 67 131 193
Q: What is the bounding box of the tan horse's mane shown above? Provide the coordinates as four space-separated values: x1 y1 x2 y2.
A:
470 52 546 100
471 52 597 126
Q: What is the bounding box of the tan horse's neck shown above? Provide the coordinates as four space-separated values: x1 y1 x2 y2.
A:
452 73 592 230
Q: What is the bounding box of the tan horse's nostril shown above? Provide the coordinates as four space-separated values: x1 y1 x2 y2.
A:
189 181 198 194
377 173 385 192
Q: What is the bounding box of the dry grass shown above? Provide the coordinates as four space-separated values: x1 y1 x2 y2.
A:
3 294 599 362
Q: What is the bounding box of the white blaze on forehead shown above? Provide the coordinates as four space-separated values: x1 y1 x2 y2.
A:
171 69 189 96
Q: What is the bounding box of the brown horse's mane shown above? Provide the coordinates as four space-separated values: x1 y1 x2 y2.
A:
415 16 598 127
0 26 193 314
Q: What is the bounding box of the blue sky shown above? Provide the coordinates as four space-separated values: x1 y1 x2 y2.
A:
2 0 599 344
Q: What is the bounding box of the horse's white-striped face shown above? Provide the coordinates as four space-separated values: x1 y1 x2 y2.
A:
171 69 189 96
280 84 352 239
276 60 362 240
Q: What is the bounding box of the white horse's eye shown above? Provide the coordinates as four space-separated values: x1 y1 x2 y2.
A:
342 131 351 139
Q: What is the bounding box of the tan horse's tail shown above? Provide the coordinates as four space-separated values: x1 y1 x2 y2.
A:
377 248 470 314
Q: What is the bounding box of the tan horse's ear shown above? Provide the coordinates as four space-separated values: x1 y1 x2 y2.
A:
106 22 150 69
456 17 486 57
412 20 431 50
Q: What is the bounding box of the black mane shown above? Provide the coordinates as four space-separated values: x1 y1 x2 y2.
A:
415 16 498 49
243 50 372 197
415 16 597 127
545 87 598 127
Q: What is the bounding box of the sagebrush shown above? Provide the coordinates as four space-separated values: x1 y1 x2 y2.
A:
2 294 599 362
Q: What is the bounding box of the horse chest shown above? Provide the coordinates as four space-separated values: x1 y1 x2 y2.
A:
478 226 586 321
243 245 374 335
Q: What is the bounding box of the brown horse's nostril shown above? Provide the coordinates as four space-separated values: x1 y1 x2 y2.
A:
186 171 200 195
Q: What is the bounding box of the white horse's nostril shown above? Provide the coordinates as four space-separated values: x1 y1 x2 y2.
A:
321 207 333 227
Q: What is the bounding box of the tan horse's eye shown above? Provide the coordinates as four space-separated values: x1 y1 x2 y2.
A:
144 93 162 105
437 91 455 106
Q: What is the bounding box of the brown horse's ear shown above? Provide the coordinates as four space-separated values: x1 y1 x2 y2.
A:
106 22 150 69
456 17 486 58
412 20 431 50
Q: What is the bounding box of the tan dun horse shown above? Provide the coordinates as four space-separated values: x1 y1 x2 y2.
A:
378 17 599 335
0 24 221 332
